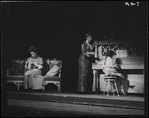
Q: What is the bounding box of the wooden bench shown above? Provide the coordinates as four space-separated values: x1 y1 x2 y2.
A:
43 59 62 92
7 59 25 91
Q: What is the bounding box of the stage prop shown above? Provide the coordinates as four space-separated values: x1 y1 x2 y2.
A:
92 40 144 94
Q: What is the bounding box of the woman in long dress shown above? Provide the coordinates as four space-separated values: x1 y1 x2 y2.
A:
78 33 95 93
23 46 45 91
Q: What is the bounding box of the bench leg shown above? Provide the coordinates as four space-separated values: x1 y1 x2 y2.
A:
14 82 20 91
54 83 60 92
43 82 48 92
43 86 45 91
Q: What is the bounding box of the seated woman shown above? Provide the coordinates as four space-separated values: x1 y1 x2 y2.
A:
103 50 124 78
24 46 45 91
102 50 125 95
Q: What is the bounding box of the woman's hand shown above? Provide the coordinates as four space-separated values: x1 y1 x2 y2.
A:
88 44 93 50
93 41 98 45
83 52 90 57
26 65 31 70
90 52 95 55
86 53 91 57
32 63 38 67
38 65 43 69
92 41 98 48
32 63 42 69
87 52 95 55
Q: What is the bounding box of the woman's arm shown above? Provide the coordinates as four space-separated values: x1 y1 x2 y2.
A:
87 43 95 56
82 44 89 56
87 52 95 55
89 40 97 51
34 57 43 69
112 58 118 68
25 58 31 70
88 43 94 50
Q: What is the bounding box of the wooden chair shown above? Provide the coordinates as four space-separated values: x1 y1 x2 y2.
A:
43 58 62 92
7 59 25 91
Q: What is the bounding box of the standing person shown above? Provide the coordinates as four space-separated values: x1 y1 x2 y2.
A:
78 33 95 93
24 46 45 92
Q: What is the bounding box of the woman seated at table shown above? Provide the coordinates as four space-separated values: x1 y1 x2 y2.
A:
24 46 45 91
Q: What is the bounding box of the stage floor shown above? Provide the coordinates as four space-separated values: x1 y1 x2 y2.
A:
7 99 145 116
7 91 145 110
7 91 144 101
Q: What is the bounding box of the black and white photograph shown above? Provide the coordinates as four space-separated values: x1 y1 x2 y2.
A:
1 1 148 117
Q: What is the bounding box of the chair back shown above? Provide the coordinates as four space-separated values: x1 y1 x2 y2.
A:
42 57 49 76
46 58 62 77
11 59 25 75
47 59 62 69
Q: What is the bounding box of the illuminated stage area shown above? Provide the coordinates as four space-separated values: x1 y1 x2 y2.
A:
6 91 145 116
7 91 144 108
3 1 147 117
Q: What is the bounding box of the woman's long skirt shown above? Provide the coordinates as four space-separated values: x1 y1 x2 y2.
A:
24 69 45 90
77 55 90 92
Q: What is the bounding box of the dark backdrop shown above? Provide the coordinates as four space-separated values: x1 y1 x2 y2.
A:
2 1 147 92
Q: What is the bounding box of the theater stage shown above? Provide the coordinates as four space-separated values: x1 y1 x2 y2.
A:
5 91 146 116
7 91 144 110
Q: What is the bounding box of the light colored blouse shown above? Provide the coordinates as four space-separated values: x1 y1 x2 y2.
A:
25 56 43 69
103 57 117 68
